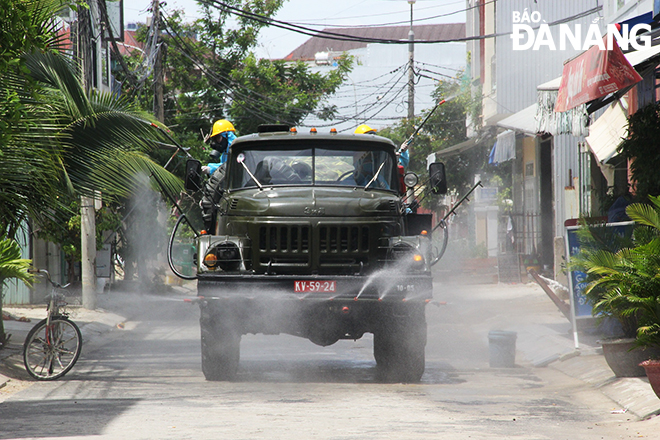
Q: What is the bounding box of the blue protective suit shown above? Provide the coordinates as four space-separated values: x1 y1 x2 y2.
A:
399 149 409 169
207 131 237 174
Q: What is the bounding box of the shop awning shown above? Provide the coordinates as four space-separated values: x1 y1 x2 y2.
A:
585 99 628 164
555 37 642 113
497 103 538 135
538 43 660 93
536 42 660 135
433 137 481 159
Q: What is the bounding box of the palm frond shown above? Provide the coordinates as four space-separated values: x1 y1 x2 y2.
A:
0 236 34 287
627 199 660 231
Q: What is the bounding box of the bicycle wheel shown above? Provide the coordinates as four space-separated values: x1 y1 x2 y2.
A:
23 316 83 380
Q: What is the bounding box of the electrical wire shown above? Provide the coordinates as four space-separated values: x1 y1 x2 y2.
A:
198 0 601 45
284 0 493 28
160 9 419 129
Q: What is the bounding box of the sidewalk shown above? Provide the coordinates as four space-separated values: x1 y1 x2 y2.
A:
0 301 127 388
461 278 660 421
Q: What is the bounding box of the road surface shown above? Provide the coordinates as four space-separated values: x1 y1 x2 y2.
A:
1 281 658 439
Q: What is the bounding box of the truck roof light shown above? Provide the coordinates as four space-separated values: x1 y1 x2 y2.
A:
290 127 297 134
330 128 337 134
310 127 317 134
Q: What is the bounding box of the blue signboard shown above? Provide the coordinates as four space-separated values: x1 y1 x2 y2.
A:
565 221 634 319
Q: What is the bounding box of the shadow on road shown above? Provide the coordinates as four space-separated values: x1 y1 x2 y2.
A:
0 398 140 439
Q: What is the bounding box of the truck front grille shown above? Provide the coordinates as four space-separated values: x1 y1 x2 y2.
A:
259 225 310 253
253 222 374 274
319 225 369 253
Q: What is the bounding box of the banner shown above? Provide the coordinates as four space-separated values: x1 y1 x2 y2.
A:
555 37 641 113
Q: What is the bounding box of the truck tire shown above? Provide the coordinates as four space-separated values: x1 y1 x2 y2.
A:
374 307 427 383
200 306 240 381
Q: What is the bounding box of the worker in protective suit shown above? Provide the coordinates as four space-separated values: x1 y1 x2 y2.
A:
200 119 236 233
354 124 409 169
203 119 237 175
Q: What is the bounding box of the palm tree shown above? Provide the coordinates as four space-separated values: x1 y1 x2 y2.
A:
0 1 181 345
0 236 34 346
581 196 660 349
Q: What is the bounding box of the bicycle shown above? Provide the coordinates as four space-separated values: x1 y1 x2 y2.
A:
23 269 83 380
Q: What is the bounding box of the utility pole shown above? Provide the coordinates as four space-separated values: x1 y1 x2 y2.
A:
79 1 100 310
152 0 164 122
407 0 416 120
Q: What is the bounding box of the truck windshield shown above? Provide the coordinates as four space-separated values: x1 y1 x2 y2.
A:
230 147 396 190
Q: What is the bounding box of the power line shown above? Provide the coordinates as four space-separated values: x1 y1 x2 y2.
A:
284 0 492 29
199 0 601 45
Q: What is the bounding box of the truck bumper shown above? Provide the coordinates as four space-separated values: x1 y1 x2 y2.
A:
197 273 432 302
196 273 432 343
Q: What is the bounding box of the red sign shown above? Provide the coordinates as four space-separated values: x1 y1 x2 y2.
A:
555 37 642 113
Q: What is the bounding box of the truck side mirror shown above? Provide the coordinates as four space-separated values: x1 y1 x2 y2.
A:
185 159 203 192
429 162 447 195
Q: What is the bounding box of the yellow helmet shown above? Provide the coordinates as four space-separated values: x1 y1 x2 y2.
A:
354 124 376 134
210 119 235 138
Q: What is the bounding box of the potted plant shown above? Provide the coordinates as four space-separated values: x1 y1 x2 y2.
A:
579 196 660 385
575 197 660 378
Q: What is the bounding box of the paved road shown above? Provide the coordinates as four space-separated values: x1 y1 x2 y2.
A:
1 282 659 439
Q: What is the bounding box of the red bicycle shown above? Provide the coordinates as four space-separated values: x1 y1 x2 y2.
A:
23 269 82 380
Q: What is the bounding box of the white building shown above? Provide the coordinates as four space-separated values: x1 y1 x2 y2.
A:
284 24 467 133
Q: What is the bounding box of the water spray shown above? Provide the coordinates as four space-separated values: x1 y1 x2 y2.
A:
429 180 483 266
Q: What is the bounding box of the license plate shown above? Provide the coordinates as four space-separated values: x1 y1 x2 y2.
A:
294 280 336 293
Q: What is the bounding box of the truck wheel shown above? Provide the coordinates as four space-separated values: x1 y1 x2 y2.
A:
374 310 427 383
200 308 241 381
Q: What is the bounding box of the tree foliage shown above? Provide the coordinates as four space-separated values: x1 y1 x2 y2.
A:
619 101 660 200
578 196 660 347
0 0 182 342
228 54 351 134
116 0 352 174
378 73 488 195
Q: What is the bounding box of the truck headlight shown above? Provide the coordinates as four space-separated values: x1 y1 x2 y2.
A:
388 242 424 268
204 242 241 271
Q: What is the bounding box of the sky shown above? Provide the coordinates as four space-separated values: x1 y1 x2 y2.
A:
122 0 468 59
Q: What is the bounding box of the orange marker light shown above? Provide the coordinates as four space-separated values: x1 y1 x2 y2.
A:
330 128 337 134
420 230 428 236
290 127 297 134
204 253 218 267
413 254 423 262
310 127 317 134
342 306 350 314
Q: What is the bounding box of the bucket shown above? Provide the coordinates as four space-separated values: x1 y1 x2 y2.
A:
488 330 517 367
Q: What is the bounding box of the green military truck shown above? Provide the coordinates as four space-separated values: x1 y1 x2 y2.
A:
173 125 447 382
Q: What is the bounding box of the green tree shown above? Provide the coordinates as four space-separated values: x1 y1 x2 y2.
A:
619 101 660 200
118 1 352 174
379 73 487 194
228 54 351 134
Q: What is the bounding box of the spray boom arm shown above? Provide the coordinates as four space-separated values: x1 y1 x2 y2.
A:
429 180 483 266
397 97 451 155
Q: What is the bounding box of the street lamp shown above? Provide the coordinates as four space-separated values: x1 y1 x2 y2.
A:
407 0 416 120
